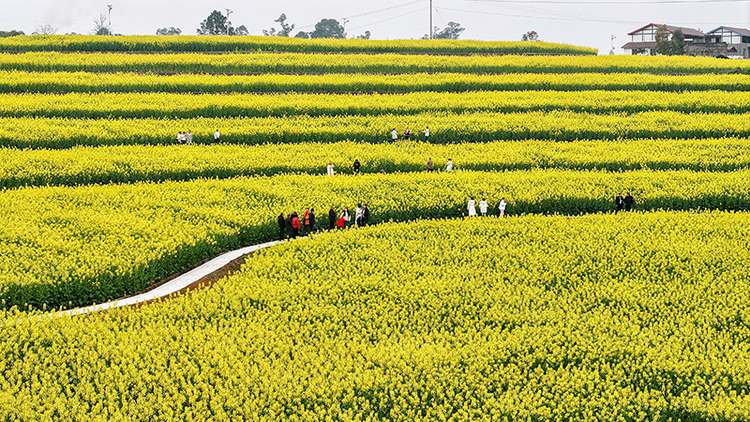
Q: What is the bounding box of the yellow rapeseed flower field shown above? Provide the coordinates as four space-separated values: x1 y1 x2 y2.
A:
2 70 750 94
0 169 749 310
0 51 744 74
3 214 750 419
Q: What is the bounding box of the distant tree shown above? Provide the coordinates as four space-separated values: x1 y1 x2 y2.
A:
654 25 673 55
0 30 24 37
197 10 248 35
233 25 249 36
92 13 111 35
294 30 310 39
521 30 538 41
309 18 345 39
197 10 228 35
430 22 464 40
357 30 371 40
263 13 295 37
672 28 685 55
156 27 182 35
32 24 57 35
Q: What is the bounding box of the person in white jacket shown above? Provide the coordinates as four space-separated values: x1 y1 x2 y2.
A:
498 198 507 217
355 204 365 227
467 197 477 217
479 198 488 216
326 161 335 176
446 159 453 172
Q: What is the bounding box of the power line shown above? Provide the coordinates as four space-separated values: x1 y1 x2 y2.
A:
347 7 428 31
464 0 748 4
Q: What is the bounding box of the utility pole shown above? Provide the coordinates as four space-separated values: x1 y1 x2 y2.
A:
429 0 433 39
226 9 233 35
107 5 112 29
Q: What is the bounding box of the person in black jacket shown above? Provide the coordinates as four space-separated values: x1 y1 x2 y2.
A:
615 194 624 214
328 206 336 230
277 212 286 240
353 159 361 174
285 213 293 239
363 204 370 226
308 208 316 234
624 193 635 211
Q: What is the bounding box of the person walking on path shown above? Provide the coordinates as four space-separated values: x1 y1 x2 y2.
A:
467 197 477 217
404 128 411 140
422 126 430 141
277 212 286 240
391 129 398 141
427 158 434 172
340 207 351 228
327 161 335 176
214 129 221 142
446 159 453 173
355 204 365 227
498 198 507 217
363 204 370 226
615 194 624 214
479 198 488 216
302 208 311 235
285 213 294 239
291 213 300 238
308 208 316 234
328 206 337 230
353 159 361 174
624 193 635 211
186 130 193 145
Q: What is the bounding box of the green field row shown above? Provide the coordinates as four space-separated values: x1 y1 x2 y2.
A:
0 35 597 54
1 111 748 149
3 71 750 94
1 169 749 311
1 139 749 189
3 213 750 419
5 90 750 119
2 51 743 74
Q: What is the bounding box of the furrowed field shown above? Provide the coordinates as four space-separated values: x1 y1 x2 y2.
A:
1 35 750 420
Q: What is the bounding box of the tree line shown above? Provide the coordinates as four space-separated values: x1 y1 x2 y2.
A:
1 10 466 40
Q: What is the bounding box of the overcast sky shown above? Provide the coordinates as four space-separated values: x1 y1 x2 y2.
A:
1 0 749 54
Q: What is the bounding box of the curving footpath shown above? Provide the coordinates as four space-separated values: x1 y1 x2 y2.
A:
59 239 283 318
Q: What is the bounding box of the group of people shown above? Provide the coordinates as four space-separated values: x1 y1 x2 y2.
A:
277 204 371 240
175 130 194 144
392 127 430 141
427 157 453 172
614 193 635 213
174 129 221 144
467 197 508 217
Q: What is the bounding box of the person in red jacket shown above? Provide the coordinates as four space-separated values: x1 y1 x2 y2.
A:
291 212 300 238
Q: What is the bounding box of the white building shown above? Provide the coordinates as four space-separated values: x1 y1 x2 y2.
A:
621 23 705 55
705 26 750 58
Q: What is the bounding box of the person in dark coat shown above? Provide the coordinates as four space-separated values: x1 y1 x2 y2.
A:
624 193 635 211
277 212 286 240
285 213 293 239
308 208 316 234
328 206 336 230
363 204 370 226
353 159 361 174
615 194 624 214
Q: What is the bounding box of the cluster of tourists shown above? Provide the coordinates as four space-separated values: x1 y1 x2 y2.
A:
277 204 371 240
614 193 635 213
467 197 508 217
391 127 430 141
175 130 194 144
